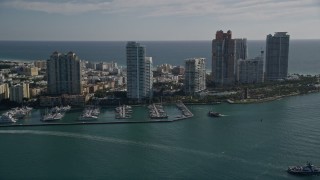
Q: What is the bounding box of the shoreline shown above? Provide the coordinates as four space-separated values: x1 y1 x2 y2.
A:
0 92 318 128
1 91 319 111
228 90 320 104
0 112 193 128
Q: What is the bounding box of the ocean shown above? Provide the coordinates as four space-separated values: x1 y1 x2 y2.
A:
0 93 320 179
0 40 319 75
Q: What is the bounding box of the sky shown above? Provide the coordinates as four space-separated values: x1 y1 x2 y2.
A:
0 0 319 41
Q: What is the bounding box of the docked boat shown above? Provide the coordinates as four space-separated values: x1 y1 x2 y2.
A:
9 109 27 119
115 104 133 119
91 107 100 116
79 113 98 121
208 111 222 117
51 105 71 113
41 113 55 121
41 112 64 121
287 162 320 176
0 112 17 123
78 106 99 121
8 106 32 119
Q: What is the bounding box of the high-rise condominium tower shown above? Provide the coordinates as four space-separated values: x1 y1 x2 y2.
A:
184 58 206 95
238 51 264 84
47 51 82 95
212 30 247 86
265 32 290 80
126 42 153 100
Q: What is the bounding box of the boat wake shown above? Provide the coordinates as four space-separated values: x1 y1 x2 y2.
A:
0 130 282 170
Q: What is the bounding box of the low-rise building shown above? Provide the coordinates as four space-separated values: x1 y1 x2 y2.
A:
34 60 47 69
23 67 39 76
172 66 185 75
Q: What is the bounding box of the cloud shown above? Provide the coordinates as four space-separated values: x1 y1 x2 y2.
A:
1 0 319 22
2 0 112 15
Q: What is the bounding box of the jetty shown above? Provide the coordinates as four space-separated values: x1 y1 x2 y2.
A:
176 101 193 118
148 103 168 119
78 105 100 121
115 105 132 119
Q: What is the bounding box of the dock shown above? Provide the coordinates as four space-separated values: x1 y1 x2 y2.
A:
176 101 193 118
115 105 132 119
148 103 168 119
0 104 195 128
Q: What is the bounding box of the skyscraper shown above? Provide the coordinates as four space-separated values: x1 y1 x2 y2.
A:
235 38 248 82
47 51 82 95
145 57 153 99
212 30 247 86
184 58 206 95
126 42 153 100
265 32 290 80
235 38 248 60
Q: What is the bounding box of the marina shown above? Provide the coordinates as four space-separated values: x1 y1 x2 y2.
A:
78 105 100 121
7 106 32 119
115 105 132 119
41 107 65 122
0 112 17 123
41 112 64 122
148 103 168 119
0 103 193 126
176 101 193 118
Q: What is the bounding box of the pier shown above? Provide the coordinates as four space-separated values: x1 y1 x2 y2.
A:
115 105 132 119
148 103 168 119
176 101 193 118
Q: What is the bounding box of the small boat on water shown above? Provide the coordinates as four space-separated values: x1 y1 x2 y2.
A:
208 111 222 117
287 162 320 176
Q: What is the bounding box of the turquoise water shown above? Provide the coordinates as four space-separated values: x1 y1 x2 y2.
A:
1 93 320 179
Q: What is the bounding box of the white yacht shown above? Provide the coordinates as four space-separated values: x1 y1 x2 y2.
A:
8 106 32 119
51 105 71 113
78 113 98 121
0 112 17 123
41 113 55 121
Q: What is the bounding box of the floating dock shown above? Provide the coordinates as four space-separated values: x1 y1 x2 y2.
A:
148 103 168 119
115 105 132 119
176 101 193 118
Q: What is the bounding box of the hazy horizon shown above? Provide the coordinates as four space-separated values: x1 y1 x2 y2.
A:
1 39 320 42
0 0 319 41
